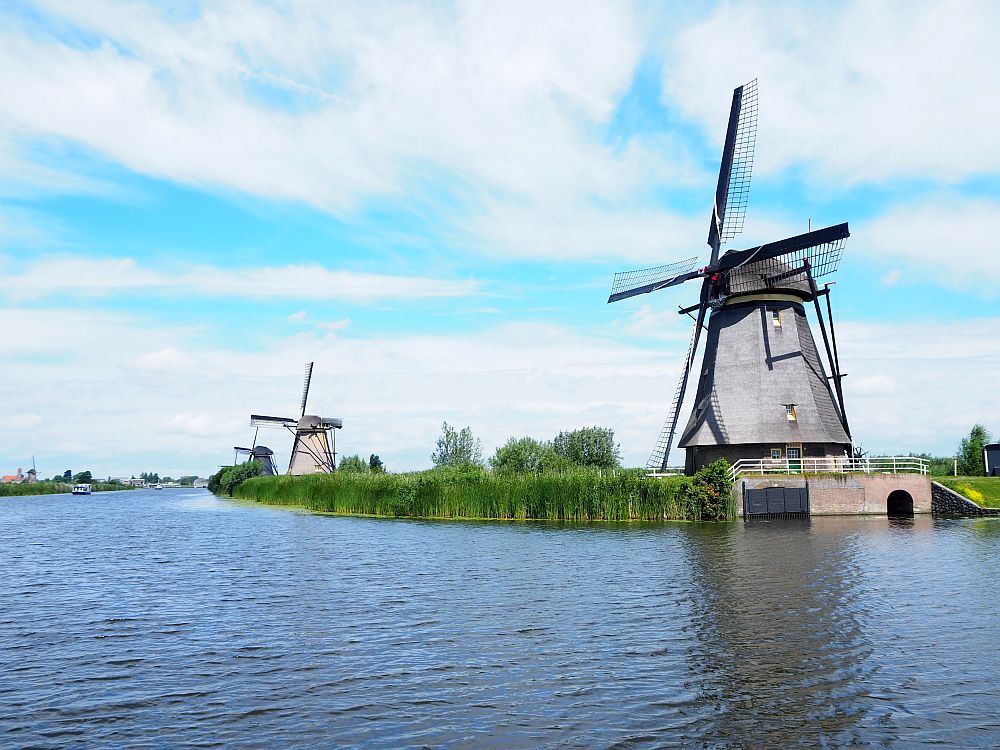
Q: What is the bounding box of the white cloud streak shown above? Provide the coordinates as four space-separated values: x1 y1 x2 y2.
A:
665 0 1000 185
2 306 997 477
0 256 479 302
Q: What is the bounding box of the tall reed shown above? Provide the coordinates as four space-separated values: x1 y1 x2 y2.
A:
231 467 713 521
0 482 137 497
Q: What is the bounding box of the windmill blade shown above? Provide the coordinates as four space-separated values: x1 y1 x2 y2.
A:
300 361 314 417
648 277 712 470
251 414 297 428
607 257 700 303
708 79 758 259
715 222 849 294
647 318 700 470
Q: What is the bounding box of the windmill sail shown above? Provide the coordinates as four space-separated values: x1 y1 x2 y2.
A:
251 414 297 428
709 79 758 253
300 361 314 417
608 257 699 303
647 319 702 470
717 223 848 295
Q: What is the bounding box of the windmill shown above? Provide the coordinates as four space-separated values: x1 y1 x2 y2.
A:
250 362 343 475
608 80 851 475
233 444 279 476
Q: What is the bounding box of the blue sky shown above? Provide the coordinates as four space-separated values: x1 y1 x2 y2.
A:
1 0 998 477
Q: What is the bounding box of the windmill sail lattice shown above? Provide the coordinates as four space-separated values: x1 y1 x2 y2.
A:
646 320 702 470
609 257 699 303
717 78 757 242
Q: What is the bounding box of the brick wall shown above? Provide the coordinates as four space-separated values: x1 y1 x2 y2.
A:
737 473 932 515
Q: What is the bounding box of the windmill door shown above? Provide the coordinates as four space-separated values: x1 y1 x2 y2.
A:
786 445 802 473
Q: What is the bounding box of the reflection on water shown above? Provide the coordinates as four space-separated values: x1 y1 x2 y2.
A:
2 491 1000 749
681 519 875 747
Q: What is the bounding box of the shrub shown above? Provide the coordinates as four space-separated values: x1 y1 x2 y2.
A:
208 461 264 495
431 422 484 468
338 455 370 474
681 459 733 521
552 427 621 470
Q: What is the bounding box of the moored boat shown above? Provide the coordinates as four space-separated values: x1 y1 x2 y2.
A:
72 483 92 495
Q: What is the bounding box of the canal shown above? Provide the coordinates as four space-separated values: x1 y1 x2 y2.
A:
3 488 1000 748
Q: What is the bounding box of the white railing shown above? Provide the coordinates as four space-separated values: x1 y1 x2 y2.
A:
646 467 686 477
729 456 929 481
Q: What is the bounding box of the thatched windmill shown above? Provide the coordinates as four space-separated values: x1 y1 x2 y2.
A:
251 362 343 475
608 80 851 474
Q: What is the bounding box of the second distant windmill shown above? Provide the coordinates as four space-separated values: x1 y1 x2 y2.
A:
251 362 343 475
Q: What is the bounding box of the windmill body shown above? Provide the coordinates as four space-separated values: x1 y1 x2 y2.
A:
250 363 343 475
608 80 852 474
676 278 850 475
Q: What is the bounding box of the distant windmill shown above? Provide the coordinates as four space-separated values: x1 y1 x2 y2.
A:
608 80 851 474
233 444 279 476
251 362 343 475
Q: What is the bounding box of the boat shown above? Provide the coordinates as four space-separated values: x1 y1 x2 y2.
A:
72 484 92 495
154 483 164 490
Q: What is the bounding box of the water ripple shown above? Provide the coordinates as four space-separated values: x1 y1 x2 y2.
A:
3 492 1000 748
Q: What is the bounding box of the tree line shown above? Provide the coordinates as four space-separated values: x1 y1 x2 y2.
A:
336 422 622 474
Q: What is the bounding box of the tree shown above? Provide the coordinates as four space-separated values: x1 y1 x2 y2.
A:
63 470 72 481
958 424 992 476
489 436 567 473
73 471 93 483
368 454 385 473
431 422 483 468
338 454 370 473
552 427 621 470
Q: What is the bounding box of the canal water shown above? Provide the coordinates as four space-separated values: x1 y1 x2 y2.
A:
3 489 1000 748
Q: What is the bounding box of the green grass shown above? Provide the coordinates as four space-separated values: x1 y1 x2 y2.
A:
231 468 719 522
935 477 1000 508
0 482 136 497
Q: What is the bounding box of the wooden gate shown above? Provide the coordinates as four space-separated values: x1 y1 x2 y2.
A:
744 486 810 518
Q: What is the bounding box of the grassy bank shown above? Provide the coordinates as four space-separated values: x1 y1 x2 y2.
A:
230 464 735 522
935 477 1000 508
0 482 137 497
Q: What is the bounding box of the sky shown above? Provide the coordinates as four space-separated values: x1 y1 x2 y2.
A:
1 0 998 478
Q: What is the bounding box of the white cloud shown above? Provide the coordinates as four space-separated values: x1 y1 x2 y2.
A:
665 1 1000 185
316 319 350 331
0 255 479 302
2 305 997 477
860 196 1000 291
880 270 902 287
0 0 679 263
4 413 42 429
287 310 307 322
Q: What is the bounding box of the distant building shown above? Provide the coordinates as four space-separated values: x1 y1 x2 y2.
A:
2 468 24 484
25 468 37 483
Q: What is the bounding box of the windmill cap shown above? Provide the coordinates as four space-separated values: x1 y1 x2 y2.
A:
298 415 343 429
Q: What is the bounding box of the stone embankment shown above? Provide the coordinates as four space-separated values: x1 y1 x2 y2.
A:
931 482 1000 517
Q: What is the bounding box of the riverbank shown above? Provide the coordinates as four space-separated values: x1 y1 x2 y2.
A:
934 477 1000 508
0 482 137 497
229 464 735 521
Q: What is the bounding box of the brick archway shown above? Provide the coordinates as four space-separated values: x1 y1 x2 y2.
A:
887 489 914 516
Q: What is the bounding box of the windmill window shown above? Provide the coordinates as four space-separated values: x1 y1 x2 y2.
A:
770 448 783 460
772 309 782 328
785 404 797 421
